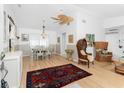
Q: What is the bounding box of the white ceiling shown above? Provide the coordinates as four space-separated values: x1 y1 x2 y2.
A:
7 4 124 30
76 4 124 19
7 4 77 31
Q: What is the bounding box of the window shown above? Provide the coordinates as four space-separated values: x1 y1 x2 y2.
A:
29 34 49 48
40 37 49 47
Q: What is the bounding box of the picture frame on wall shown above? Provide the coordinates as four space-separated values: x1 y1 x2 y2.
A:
21 34 29 41
86 34 95 46
68 34 74 43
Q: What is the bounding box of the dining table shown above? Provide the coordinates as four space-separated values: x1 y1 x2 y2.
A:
31 46 51 60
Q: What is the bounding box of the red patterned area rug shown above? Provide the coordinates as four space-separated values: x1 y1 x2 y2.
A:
26 64 92 88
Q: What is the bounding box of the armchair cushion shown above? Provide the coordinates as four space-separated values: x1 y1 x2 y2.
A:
79 55 93 62
87 55 94 62
80 49 93 62
80 50 87 55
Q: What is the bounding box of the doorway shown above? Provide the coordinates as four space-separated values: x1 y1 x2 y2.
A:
61 32 67 56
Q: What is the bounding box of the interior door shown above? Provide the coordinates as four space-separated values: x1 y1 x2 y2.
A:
61 33 66 56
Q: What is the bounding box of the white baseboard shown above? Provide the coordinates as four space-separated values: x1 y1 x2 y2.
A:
23 55 30 57
56 53 78 63
55 53 61 56
73 59 78 63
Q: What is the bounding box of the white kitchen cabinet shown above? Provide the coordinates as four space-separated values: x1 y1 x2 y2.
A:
3 51 22 88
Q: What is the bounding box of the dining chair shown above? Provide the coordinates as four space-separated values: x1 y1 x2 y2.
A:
31 48 37 60
36 49 44 60
42 47 49 59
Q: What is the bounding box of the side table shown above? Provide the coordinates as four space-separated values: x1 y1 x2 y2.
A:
65 49 74 61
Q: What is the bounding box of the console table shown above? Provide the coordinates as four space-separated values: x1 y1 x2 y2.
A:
95 52 112 62
94 41 113 62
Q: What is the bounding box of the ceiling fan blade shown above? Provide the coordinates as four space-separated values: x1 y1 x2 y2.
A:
51 14 74 25
51 17 59 20
68 16 74 22
59 21 67 25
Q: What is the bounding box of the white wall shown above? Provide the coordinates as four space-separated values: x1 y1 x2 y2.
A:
2 5 17 52
103 16 124 61
77 12 105 41
57 12 77 44
18 28 57 45
56 12 77 56
104 16 124 28
4 5 16 20
105 26 124 61
18 28 57 56
0 5 4 53
57 8 106 46
56 8 105 61
74 12 105 61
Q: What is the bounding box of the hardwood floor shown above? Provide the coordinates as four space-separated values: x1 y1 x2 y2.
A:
20 55 124 88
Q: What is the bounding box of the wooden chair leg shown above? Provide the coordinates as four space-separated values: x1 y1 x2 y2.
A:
78 60 81 64
92 61 94 65
88 61 89 68
41 56 43 60
37 56 39 61
48 55 50 59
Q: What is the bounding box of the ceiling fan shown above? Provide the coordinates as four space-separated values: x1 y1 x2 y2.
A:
51 10 74 25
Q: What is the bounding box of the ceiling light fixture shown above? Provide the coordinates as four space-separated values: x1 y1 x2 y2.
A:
41 20 47 39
